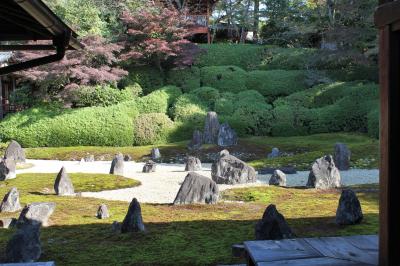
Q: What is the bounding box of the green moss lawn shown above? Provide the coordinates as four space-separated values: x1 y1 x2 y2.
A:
16 133 379 170
0 172 378 265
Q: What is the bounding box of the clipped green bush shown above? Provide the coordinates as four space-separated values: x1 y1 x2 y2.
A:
72 85 134 107
328 65 379 83
120 66 164 94
0 102 138 147
271 105 312 136
200 66 247 93
246 70 308 102
124 82 143 97
260 48 319 70
367 107 379 139
215 92 236 115
166 67 201 93
170 94 207 131
190 87 220 109
133 113 174 145
196 44 266 70
136 86 182 114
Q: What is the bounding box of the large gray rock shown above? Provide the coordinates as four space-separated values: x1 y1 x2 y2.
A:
17 202 56 227
54 167 74 196
4 140 26 163
255 204 295 240
142 160 156 173
185 156 202 171
110 153 124 175
269 170 286 187
0 157 16 181
151 148 161 160
0 218 17 229
121 198 145 233
307 155 341 189
124 154 132 162
188 130 203 150
5 224 41 263
203 112 220 144
1 187 22 213
334 143 351 171
97 204 110 219
267 148 280 158
174 172 219 204
336 189 363 225
217 123 238 147
211 151 256 184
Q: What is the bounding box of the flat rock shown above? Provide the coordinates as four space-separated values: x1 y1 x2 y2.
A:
188 130 203 150
307 155 341 189
142 160 156 173
97 204 110 219
212 152 256 184
54 167 74 196
255 204 295 240
17 202 56 227
121 198 145 233
5 224 41 263
185 156 202 171
204 112 220 144
336 189 363 225
217 123 237 147
151 148 161 160
269 170 286 186
110 153 124 175
0 158 16 181
334 143 351 171
4 140 26 163
1 187 22 213
174 172 219 204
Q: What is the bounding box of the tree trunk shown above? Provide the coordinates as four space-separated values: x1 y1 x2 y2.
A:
240 0 251 43
253 0 260 43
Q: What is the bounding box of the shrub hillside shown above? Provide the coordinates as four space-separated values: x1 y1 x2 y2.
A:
0 45 379 147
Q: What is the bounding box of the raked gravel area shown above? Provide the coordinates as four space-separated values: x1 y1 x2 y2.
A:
17 160 379 204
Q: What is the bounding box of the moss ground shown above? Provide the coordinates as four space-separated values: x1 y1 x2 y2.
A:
0 172 378 265
4 133 379 170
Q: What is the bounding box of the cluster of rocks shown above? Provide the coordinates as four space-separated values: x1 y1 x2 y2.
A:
188 112 238 150
211 150 256 185
143 160 156 173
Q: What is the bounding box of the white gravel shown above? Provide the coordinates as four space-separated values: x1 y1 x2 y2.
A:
17 160 379 204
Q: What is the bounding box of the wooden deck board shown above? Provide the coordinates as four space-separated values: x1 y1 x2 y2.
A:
244 235 378 266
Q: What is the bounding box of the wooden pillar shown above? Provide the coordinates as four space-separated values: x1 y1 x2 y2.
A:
378 23 400 266
207 1 211 44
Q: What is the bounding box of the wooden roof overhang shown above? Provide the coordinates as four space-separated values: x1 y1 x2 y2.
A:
374 0 400 265
0 0 83 76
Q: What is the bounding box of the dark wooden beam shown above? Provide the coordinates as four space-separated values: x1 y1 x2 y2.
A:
0 45 56 51
378 24 400 266
375 0 400 27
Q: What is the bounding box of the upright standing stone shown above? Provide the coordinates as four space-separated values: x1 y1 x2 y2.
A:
124 154 132 162
110 153 124 175
0 157 16 181
269 170 286 187
336 189 363 225
97 204 110 219
188 130 203 150
54 167 74 196
6 224 41 263
4 140 26 163
255 204 295 240
268 148 280 158
121 198 145 233
0 187 22 213
17 202 56 227
142 160 156 173
151 148 161 160
307 155 341 189
185 156 202 171
203 112 220 144
174 172 219 204
212 152 256 184
334 143 351 171
217 123 238 147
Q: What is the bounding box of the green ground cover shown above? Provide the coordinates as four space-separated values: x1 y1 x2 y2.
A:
0 175 378 265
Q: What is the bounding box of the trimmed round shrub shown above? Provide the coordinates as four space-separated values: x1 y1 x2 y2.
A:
328 65 379 83
260 48 319 70
124 82 143 97
72 85 134 107
0 102 138 147
136 86 182 114
367 107 379 139
271 105 312 136
246 70 308 103
200 66 247 93
133 113 174 145
190 87 220 108
120 66 164 94
170 94 208 131
166 67 201 93
215 92 236 115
